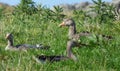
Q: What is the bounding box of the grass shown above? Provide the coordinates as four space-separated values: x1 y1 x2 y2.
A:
0 12 120 71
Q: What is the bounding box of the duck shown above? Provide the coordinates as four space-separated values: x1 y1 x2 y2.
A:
33 40 83 63
59 18 92 41
33 41 79 63
33 39 80 63
59 18 113 43
33 42 77 63
5 33 50 51
59 18 93 45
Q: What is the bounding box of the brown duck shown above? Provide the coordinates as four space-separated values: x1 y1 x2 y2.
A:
5 33 50 51
33 45 76 63
59 18 113 43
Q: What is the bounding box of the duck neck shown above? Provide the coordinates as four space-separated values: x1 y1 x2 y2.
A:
7 39 13 46
67 46 77 61
68 24 76 39
67 41 77 61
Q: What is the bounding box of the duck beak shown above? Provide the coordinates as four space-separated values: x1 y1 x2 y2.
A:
59 22 65 27
5 36 8 39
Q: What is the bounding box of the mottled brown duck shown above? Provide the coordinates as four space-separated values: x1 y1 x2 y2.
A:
33 40 78 63
59 18 113 43
5 33 50 51
59 18 92 41
33 44 77 63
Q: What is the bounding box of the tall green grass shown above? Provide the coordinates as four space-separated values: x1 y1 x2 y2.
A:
0 0 120 71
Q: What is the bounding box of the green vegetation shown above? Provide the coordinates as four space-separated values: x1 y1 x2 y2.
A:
0 0 120 71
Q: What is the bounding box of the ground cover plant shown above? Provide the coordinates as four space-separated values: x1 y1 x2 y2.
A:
0 0 120 71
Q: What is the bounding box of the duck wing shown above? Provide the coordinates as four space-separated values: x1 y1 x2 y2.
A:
33 55 68 63
15 44 50 49
15 44 34 48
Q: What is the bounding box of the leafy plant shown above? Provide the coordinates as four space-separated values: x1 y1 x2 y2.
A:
14 0 37 15
0 7 6 19
90 0 116 24
73 10 90 25
51 6 65 21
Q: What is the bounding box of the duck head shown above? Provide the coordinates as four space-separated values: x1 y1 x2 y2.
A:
5 33 13 40
59 18 75 27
